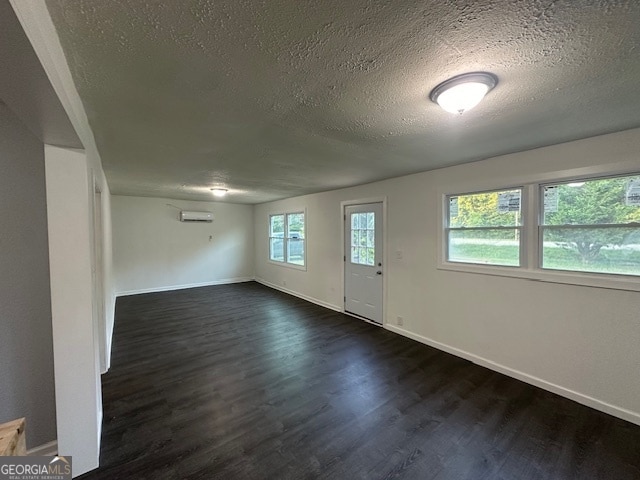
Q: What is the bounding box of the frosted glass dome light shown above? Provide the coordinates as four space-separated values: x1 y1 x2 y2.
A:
430 72 498 115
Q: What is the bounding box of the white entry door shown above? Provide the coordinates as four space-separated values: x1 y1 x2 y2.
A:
344 202 383 324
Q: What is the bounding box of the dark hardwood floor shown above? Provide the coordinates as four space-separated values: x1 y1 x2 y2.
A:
80 282 640 479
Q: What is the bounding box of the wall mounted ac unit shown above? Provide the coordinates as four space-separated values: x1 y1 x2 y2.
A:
180 211 213 222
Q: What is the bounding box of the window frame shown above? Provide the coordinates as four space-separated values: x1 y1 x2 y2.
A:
538 174 640 277
445 186 525 268
438 169 640 292
268 210 307 270
349 211 377 266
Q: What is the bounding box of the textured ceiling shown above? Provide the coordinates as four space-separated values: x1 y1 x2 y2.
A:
45 0 640 204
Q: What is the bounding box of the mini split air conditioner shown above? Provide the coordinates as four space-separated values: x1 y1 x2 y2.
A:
180 211 213 222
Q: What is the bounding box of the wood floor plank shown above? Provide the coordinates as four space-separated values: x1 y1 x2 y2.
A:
80 282 640 479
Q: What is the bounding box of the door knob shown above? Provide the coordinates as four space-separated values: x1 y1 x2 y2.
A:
376 271 382 275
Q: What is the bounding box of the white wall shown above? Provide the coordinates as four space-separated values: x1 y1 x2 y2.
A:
100 186 116 371
254 127 640 426
45 145 102 476
0 103 56 449
112 196 254 295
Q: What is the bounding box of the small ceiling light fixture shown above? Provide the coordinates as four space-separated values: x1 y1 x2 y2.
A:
429 72 498 115
210 188 228 197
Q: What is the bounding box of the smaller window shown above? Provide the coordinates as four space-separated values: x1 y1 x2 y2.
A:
269 212 306 267
446 188 522 266
540 174 640 276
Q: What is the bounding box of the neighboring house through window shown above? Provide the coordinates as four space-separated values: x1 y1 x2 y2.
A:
442 172 640 291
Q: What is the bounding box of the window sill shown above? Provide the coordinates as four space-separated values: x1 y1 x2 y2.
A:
438 261 640 292
268 260 307 272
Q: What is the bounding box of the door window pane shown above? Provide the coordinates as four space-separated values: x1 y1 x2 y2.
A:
366 248 375 265
350 212 375 266
367 230 375 248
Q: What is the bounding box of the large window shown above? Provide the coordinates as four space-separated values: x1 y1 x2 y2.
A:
442 173 640 286
269 212 305 267
541 175 640 276
446 188 522 266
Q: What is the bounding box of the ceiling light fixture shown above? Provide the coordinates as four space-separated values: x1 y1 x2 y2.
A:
210 188 228 197
429 72 498 115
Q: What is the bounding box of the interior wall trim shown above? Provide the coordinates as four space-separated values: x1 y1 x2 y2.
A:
27 440 58 457
116 277 255 297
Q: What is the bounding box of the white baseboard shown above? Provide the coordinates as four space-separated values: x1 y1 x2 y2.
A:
116 277 255 297
254 277 342 312
27 440 58 456
384 324 640 426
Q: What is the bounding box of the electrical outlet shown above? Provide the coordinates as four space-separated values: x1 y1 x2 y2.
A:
397 316 404 326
